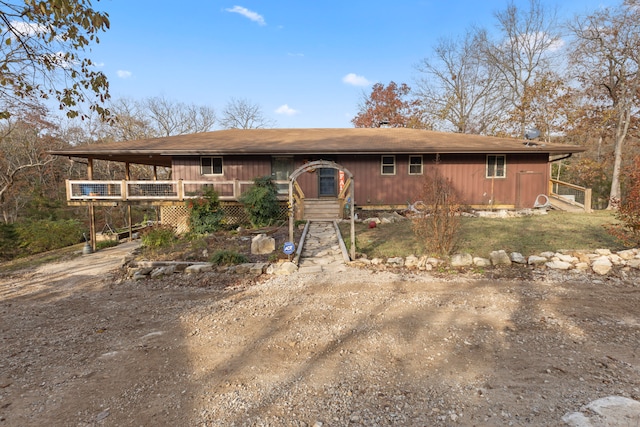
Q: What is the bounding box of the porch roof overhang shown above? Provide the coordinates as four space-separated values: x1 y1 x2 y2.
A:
50 128 586 166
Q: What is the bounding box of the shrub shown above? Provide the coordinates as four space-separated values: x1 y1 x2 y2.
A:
239 176 281 228
0 223 19 260
411 169 463 256
209 250 249 266
96 239 119 250
186 187 224 235
607 156 640 247
14 219 85 255
141 225 177 249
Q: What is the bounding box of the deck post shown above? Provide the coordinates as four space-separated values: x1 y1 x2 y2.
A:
350 178 355 260
128 204 133 242
288 179 294 243
87 158 97 252
177 179 184 201
584 188 592 213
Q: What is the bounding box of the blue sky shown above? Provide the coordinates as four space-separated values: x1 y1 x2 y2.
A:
92 0 617 129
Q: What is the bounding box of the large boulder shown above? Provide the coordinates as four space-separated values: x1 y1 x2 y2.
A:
251 233 275 255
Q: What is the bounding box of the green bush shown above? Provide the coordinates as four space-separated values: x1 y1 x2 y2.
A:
96 239 119 250
141 225 177 248
14 219 85 255
239 176 281 228
186 187 224 235
209 250 249 266
0 223 19 260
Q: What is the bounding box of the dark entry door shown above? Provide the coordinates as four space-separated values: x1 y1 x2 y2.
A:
318 168 337 197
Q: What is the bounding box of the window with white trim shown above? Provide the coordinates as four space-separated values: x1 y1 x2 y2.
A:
486 155 506 178
201 157 223 175
409 155 423 175
381 155 396 175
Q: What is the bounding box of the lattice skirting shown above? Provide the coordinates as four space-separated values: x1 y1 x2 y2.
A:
160 202 289 233
160 206 190 234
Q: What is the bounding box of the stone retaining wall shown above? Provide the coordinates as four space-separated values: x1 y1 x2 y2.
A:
123 247 640 280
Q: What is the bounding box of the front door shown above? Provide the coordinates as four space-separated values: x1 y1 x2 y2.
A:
318 168 337 197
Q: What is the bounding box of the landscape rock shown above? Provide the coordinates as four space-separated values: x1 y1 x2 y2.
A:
510 252 527 264
251 233 276 255
379 212 406 223
609 254 624 266
404 255 420 268
595 248 612 256
574 262 590 271
592 256 613 275
546 260 572 270
473 257 492 267
276 261 299 275
386 256 404 267
627 259 640 269
490 250 512 266
555 253 579 263
616 249 636 260
184 263 213 274
451 253 473 267
528 255 548 266
562 396 640 427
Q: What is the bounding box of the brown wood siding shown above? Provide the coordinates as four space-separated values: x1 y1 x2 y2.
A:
172 156 271 181
171 153 550 208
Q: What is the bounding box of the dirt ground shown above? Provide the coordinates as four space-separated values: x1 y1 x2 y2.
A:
1 242 640 426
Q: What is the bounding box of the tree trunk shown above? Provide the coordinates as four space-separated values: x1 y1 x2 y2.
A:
606 104 631 210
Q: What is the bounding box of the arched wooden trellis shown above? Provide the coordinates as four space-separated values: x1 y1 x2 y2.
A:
288 160 355 260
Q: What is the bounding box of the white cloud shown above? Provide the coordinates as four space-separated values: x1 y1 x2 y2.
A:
225 6 266 26
275 104 299 116
9 21 47 36
548 37 565 52
342 73 371 86
117 70 132 79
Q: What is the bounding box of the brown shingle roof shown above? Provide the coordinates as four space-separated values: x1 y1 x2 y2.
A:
51 128 585 166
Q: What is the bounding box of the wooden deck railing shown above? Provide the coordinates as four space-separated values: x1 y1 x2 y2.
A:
66 179 289 202
549 179 592 213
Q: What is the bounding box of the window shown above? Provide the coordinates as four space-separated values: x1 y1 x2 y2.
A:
381 155 396 175
201 157 223 175
271 156 294 194
486 155 506 178
409 155 423 175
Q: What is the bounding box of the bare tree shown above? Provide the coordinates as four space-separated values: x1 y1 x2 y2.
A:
568 0 640 209
106 98 153 142
478 0 560 137
0 105 61 222
414 30 506 134
146 96 216 136
105 97 217 141
220 98 276 129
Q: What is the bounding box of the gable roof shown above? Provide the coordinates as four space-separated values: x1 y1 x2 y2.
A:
51 128 585 167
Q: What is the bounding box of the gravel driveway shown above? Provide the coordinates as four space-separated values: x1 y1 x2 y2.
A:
1 245 639 426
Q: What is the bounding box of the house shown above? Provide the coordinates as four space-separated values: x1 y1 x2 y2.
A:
51 128 586 247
